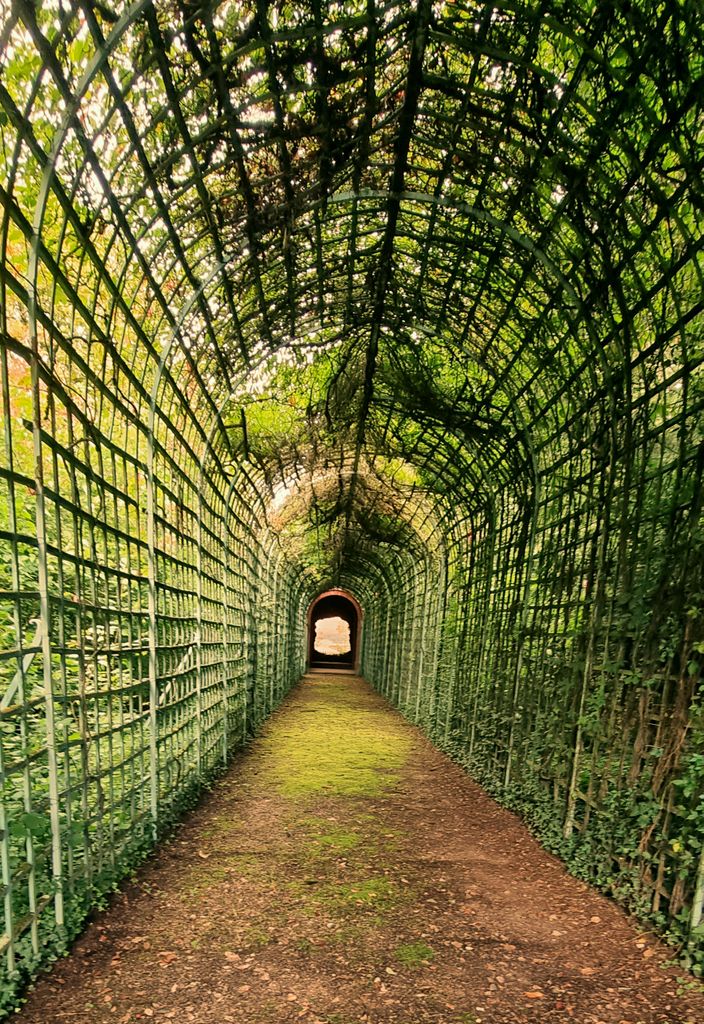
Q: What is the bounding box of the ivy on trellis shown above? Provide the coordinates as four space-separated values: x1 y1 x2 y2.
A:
0 0 703 1008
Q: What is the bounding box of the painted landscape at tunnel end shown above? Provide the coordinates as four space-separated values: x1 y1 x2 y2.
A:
0 0 703 1017
308 590 362 671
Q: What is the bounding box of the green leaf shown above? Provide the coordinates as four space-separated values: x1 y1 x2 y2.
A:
10 812 51 839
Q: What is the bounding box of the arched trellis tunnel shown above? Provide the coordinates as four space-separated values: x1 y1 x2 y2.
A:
0 0 703 1005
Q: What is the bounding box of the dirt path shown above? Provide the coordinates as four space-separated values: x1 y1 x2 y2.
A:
16 675 704 1024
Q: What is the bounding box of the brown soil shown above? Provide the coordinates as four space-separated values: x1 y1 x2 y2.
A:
15 675 704 1024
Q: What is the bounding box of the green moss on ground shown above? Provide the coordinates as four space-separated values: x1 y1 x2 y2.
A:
261 677 412 798
324 876 398 909
180 863 229 896
199 817 242 838
309 828 361 852
295 816 403 863
166 678 418 981
395 940 435 966
242 925 272 948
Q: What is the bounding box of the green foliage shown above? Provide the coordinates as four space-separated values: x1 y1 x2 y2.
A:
394 941 435 967
2 0 704 1011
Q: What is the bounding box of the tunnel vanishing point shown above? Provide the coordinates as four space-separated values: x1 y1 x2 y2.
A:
0 0 703 1007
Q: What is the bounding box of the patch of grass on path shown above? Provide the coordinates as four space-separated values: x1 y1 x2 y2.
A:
395 941 435 967
262 677 412 798
309 828 361 853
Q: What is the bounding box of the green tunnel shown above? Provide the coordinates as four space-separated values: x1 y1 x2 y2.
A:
0 0 703 1001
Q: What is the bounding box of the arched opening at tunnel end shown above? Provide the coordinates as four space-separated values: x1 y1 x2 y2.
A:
307 590 363 673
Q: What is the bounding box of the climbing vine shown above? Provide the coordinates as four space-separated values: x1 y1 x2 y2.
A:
1 0 703 1009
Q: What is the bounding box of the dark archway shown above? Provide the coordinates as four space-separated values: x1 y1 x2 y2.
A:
307 590 362 671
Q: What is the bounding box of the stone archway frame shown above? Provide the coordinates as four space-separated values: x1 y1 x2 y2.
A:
306 589 364 672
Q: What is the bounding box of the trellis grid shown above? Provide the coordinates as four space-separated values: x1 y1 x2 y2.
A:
1 0 703 1006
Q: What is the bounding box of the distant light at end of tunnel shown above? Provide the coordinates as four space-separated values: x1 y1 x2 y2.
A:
314 616 351 656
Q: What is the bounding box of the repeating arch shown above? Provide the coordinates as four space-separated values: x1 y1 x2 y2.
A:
0 0 703 1001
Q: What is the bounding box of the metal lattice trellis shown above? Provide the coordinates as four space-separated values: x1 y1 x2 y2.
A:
0 0 703 1004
